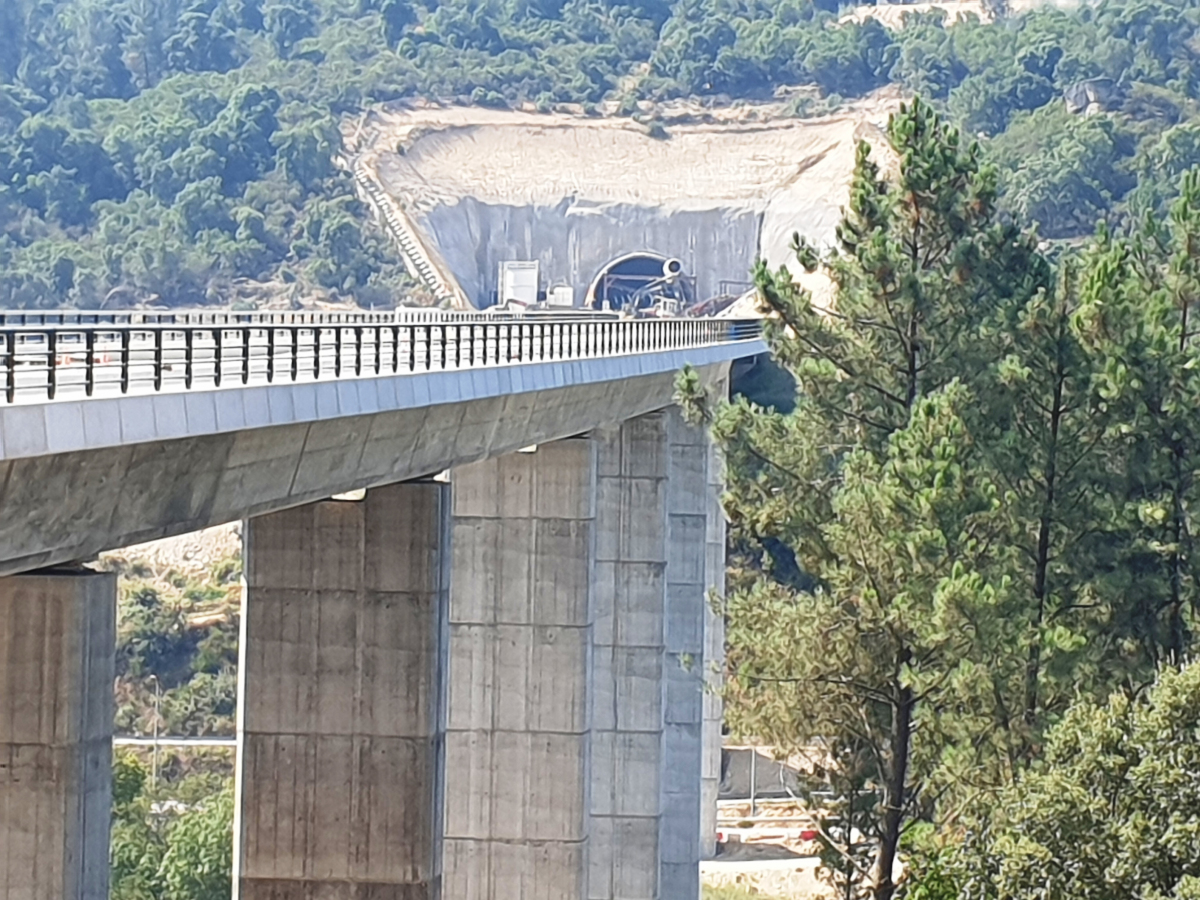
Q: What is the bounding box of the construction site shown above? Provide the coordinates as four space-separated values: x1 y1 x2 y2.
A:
342 92 902 316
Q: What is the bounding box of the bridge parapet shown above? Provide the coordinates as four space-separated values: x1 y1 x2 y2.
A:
1 311 760 405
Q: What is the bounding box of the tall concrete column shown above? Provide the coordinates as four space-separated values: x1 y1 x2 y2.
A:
660 407 712 898
589 412 670 900
701 395 728 860
236 481 448 900
0 569 115 900
444 439 596 899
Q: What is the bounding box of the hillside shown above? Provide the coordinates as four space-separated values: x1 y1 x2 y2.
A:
1 0 1199 309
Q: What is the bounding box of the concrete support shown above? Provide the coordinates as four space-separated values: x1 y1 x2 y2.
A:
700 398 728 861
660 407 712 898
444 440 595 899
589 412 670 900
587 406 723 899
236 482 448 900
0 569 115 900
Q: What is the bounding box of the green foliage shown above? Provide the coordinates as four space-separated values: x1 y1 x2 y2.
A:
957 662 1200 900
158 789 235 900
702 887 791 900
682 100 1050 900
684 97 1200 898
110 753 234 900
114 556 241 737
6 0 1200 284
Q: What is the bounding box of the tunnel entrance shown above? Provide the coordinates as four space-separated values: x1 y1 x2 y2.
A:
585 252 696 314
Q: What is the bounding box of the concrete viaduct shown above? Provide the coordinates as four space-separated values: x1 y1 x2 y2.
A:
0 309 765 900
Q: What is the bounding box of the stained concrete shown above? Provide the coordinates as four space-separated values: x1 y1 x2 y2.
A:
660 407 712 899
0 359 744 577
444 441 596 900
417 199 762 308
236 483 448 899
0 569 114 900
589 412 670 900
701 383 729 860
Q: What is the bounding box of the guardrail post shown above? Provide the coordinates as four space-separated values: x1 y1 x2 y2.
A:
334 327 343 378
153 329 164 391
120 329 132 394
3 333 13 402
354 327 363 376
47 330 57 400
184 329 194 389
86 330 97 397
242 329 251 385
214 329 225 387
267 328 276 383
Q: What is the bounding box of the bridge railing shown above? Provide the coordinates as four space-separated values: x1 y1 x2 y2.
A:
1 314 762 404
0 308 625 327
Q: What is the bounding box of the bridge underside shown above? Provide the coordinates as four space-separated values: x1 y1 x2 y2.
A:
0 362 729 577
1 409 728 900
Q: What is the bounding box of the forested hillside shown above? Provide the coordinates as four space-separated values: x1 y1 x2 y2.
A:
2 0 1199 309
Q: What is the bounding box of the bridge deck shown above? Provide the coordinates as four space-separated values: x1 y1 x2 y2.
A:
0 310 764 574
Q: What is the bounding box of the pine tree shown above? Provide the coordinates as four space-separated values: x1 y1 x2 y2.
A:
1076 170 1200 667
680 99 1049 900
974 262 1114 753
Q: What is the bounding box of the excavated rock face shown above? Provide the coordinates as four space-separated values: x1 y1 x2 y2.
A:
358 102 898 308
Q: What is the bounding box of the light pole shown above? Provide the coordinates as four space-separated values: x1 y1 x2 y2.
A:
148 675 160 792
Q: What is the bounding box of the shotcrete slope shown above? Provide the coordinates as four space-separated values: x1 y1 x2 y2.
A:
355 96 899 307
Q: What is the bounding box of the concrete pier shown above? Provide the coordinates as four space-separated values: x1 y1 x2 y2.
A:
701 404 728 860
589 413 670 900
236 482 449 899
660 407 714 897
444 440 596 899
0 569 115 900
588 407 725 899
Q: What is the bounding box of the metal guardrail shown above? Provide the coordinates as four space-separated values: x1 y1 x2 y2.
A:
1 312 762 404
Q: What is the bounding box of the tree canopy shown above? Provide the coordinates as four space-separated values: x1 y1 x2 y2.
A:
679 99 1200 900
6 0 1200 307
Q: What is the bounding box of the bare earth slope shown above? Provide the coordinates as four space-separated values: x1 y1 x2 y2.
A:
350 94 899 307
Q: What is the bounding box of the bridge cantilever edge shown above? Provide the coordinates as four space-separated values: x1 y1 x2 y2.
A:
0 309 759 900
0 310 764 575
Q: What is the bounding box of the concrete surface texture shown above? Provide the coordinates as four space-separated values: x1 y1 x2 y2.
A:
235 482 448 899
701 384 729 860
587 406 726 899
363 101 901 307
660 406 714 898
0 569 115 900
589 411 671 899
0 349 748 576
444 440 597 899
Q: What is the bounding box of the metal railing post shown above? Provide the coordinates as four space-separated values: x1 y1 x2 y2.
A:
3 333 13 403
184 329 194 389
213 329 224 387
153 328 164 391
120 329 132 394
86 329 97 396
47 330 57 400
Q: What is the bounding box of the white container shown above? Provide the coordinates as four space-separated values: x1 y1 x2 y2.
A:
548 284 574 308
499 261 539 307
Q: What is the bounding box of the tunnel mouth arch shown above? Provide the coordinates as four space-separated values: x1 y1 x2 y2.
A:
585 252 695 312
